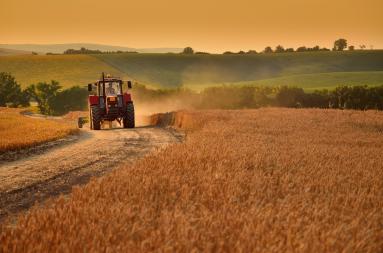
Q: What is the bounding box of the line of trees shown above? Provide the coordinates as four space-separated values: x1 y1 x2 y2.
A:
260 45 331 54
50 38 371 56
198 85 383 110
131 83 383 111
62 47 137 55
1 72 383 115
261 39 354 54
183 39 360 55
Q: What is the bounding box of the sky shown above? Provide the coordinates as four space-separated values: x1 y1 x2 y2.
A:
1 0 382 52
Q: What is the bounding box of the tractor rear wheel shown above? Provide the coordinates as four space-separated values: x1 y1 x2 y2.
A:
90 106 101 130
123 103 135 128
89 110 93 129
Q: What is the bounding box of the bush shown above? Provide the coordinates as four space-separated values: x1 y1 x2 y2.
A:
51 86 88 114
275 86 305 107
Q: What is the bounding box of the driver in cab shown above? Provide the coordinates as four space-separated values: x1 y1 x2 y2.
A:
106 82 116 96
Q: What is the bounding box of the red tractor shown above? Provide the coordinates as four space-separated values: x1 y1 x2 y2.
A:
85 73 135 130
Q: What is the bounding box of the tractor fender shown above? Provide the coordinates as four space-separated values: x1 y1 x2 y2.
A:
123 93 132 103
88 95 99 105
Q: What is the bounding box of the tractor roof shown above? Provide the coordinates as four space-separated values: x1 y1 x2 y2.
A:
96 77 123 83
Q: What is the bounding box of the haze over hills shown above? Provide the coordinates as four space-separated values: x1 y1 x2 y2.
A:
0 43 183 54
1 50 382 90
94 50 383 89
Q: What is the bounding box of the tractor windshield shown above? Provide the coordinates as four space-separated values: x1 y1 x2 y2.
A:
105 82 121 96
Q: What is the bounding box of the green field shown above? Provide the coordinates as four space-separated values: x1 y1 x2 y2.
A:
249 71 383 91
185 71 383 92
0 50 383 90
0 54 126 88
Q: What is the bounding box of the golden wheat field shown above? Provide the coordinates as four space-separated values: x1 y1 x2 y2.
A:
0 108 77 152
1 108 383 252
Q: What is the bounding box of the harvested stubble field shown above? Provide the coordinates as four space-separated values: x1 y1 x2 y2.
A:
1 108 383 252
0 108 77 152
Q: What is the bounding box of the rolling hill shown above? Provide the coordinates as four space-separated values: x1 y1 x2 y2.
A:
0 54 126 88
0 48 32 56
0 50 382 90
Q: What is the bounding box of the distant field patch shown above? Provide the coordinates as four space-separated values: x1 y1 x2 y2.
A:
0 108 77 152
253 71 383 90
185 71 383 91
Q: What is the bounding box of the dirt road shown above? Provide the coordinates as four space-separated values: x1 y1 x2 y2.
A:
0 125 181 222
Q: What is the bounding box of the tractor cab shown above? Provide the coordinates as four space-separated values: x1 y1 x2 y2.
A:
84 73 135 130
105 81 121 96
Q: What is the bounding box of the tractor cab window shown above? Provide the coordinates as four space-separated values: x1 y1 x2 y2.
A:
105 82 121 96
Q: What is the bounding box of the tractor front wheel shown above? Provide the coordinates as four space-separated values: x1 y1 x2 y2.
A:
90 106 101 130
123 103 135 128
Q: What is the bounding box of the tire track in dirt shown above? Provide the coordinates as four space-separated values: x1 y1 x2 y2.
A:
0 125 182 222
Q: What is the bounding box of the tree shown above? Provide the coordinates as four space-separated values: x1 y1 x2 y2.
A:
359 45 366 50
246 50 257 54
182 47 194 54
285 48 294 52
333 38 347 51
264 46 273 53
348 45 355 51
296 46 307 52
331 85 351 108
0 72 29 107
275 45 285 53
26 81 62 115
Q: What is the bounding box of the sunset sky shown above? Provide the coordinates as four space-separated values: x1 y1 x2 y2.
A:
1 0 382 52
